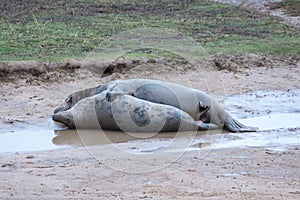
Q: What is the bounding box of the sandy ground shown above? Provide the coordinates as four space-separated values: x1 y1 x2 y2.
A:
0 53 300 199
0 146 300 199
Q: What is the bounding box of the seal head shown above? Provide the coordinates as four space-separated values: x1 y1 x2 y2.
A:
52 111 75 128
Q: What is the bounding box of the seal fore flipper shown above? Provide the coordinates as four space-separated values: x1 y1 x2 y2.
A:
196 122 219 131
198 101 210 116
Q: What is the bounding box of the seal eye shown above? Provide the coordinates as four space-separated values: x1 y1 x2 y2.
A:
66 117 71 123
65 96 71 102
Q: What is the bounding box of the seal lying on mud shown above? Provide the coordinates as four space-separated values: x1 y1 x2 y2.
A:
52 91 211 132
54 79 258 132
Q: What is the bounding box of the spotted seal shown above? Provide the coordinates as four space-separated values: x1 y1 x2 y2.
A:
54 79 258 132
52 91 211 132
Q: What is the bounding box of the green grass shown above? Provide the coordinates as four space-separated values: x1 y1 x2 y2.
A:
0 0 299 61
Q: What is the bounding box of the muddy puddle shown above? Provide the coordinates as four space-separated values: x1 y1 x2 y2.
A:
0 89 299 154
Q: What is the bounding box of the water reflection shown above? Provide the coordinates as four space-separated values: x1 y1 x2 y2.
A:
0 128 60 153
52 129 212 147
52 112 300 153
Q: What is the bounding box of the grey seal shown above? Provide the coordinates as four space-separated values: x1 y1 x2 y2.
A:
54 79 258 132
54 85 105 114
52 91 211 132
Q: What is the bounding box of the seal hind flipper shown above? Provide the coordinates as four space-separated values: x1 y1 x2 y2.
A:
225 116 258 132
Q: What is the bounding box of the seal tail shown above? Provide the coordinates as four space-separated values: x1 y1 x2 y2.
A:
225 115 258 132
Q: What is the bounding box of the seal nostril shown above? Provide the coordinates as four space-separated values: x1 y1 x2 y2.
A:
53 107 61 114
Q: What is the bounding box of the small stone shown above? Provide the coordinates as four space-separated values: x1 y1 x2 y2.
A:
26 155 34 159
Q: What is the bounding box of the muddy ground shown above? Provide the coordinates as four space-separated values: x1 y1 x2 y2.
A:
1 53 300 199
